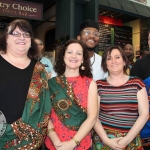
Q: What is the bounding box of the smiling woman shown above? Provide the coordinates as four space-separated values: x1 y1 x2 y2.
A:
0 19 51 149
92 46 149 150
6 26 32 62
45 39 98 150
63 43 84 72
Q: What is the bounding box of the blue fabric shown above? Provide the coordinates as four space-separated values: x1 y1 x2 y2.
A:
140 76 150 138
40 57 53 73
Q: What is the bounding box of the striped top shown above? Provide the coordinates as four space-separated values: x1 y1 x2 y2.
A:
96 76 145 133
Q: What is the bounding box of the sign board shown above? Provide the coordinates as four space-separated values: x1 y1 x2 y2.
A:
0 0 43 20
99 15 123 26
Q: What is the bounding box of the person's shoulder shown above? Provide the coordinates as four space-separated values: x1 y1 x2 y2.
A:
144 53 150 58
133 54 150 69
129 76 143 82
132 57 142 68
129 76 145 87
80 76 93 84
143 54 150 62
137 54 150 63
35 61 45 72
96 78 106 84
81 75 92 80
42 57 50 61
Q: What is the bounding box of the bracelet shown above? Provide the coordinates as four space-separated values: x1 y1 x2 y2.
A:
72 137 80 146
47 128 55 134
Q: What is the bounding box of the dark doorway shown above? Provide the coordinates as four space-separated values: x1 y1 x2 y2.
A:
45 28 55 52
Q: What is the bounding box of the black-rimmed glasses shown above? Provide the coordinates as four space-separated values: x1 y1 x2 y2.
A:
8 32 31 38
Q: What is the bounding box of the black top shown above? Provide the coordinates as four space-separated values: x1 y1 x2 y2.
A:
0 56 37 124
130 54 150 80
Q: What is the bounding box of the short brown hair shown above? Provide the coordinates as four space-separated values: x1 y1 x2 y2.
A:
54 39 92 78
101 46 129 74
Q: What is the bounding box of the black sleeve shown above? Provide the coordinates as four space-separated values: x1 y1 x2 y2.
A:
130 60 143 79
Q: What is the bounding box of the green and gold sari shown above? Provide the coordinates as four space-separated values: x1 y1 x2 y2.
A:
49 75 87 130
0 62 51 150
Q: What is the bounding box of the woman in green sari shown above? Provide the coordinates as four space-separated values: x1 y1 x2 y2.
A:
0 19 51 150
45 39 98 150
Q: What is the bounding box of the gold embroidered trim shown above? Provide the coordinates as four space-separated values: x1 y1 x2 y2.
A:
57 99 72 111
58 75 87 113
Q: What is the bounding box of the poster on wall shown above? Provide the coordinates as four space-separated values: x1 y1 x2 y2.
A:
99 23 132 51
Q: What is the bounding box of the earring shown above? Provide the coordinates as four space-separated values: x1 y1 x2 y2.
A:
81 64 85 70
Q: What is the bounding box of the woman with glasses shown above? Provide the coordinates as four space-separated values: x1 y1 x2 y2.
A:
92 46 149 150
0 19 50 149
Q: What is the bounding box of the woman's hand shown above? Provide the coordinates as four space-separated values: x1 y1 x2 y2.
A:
104 137 125 150
117 136 129 148
56 140 77 150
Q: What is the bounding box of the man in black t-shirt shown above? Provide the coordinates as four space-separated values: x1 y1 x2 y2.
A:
130 30 150 150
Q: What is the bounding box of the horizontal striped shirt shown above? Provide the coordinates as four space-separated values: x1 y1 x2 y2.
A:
96 76 145 132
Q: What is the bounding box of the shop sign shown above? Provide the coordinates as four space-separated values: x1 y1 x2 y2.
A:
0 0 43 20
99 15 123 26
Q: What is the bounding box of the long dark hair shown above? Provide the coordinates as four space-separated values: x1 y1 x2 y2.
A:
0 19 38 59
54 39 92 78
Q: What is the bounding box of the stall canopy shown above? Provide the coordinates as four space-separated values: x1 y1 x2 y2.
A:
99 0 150 18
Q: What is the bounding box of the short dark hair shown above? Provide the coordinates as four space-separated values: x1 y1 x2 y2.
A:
54 39 92 78
101 46 129 74
0 19 38 59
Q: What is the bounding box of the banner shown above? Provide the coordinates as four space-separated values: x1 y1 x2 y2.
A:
99 15 123 26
